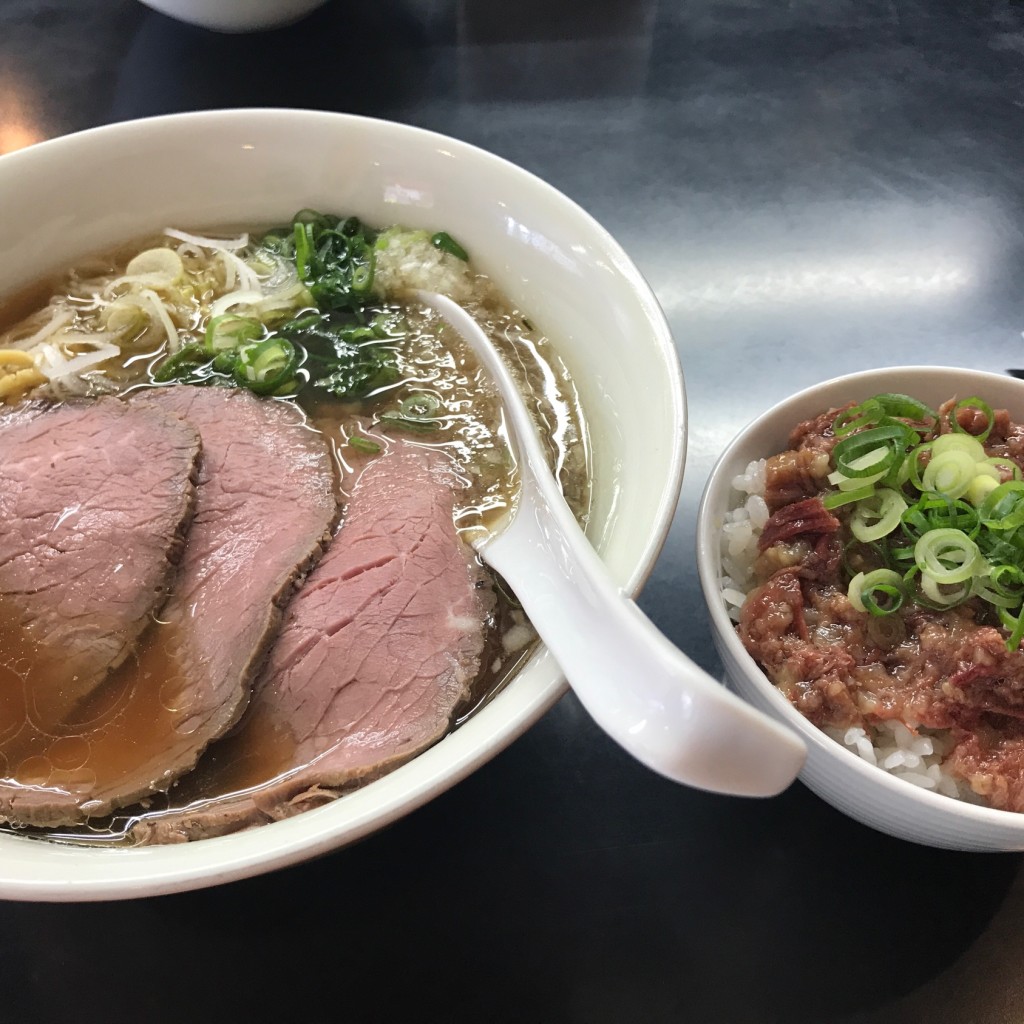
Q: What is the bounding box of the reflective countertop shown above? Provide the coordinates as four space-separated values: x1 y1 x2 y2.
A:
3 2 1024 1021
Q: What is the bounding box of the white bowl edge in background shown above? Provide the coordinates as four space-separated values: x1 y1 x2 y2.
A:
136 0 330 32
0 110 686 899
697 365 1024 852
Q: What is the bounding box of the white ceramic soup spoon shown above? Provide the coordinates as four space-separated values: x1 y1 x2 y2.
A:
415 291 806 797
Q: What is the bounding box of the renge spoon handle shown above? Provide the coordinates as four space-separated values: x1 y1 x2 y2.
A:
416 290 807 797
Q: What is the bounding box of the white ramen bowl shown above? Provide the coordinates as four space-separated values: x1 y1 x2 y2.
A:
0 109 685 900
697 365 1024 852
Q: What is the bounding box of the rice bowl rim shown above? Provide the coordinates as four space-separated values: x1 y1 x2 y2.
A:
697 364 1024 837
0 109 686 898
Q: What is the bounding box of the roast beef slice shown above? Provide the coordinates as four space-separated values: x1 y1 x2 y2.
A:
135 444 492 843
0 387 336 827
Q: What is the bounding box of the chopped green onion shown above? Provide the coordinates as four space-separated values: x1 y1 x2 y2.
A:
351 256 374 296
972 565 1024 608
921 448 980 500
914 528 982 585
431 232 469 261
842 538 891 577
342 326 378 343
850 488 908 543
1000 607 1024 651
967 472 1001 507
349 436 382 454
398 391 441 418
833 399 886 437
822 484 877 510
370 312 406 339
378 392 445 434
204 314 262 354
949 396 995 441
378 413 441 434
233 338 298 396
901 494 979 542
827 447 890 490
833 394 937 439
832 424 914 478
872 393 938 424
979 481 1024 531
919 571 972 607
931 431 987 462
293 222 315 281
848 569 905 616
982 455 1023 481
153 343 208 382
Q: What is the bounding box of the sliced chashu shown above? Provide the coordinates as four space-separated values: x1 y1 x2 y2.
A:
0 398 200 733
0 388 336 827
135 443 493 843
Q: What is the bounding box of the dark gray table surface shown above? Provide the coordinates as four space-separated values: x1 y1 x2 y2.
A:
3 2 1024 1021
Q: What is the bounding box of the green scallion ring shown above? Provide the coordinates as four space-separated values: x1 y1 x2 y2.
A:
204 313 262 355
848 568 905 616
919 571 972 607
949 396 995 441
431 231 470 261
982 456 1023 482
872 392 939 425
822 484 877 510
351 254 375 296
1000 607 1024 651
349 435 382 455
921 448 981 500
398 391 442 418
931 431 987 462
901 494 980 542
979 481 1024 531
849 488 908 543
233 338 298 396
914 527 982 585
832 425 912 478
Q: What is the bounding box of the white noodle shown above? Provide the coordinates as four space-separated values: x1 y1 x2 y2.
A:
2 309 74 350
37 342 120 381
209 289 264 318
219 251 237 291
175 242 205 260
138 289 181 353
164 227 249 251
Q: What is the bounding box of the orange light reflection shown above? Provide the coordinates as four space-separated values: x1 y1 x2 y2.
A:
0 76 45 155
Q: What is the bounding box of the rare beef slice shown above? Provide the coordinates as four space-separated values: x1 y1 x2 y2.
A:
135 444 493 843
0 399 201 729
0 388 336 827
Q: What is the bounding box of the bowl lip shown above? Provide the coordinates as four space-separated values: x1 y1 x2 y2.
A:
135 0 330 32
0 108 686 899
697 363 1024 833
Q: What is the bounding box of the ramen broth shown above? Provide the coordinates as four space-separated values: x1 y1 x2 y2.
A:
0 222 591 844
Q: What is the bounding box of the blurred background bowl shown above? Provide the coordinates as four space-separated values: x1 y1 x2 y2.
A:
136 0 330 32
0 108 684 899
697 364 1024 852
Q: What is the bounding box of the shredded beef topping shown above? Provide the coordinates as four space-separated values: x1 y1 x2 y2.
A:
763 449 831 512
757 497 840 552
737 396 1024 811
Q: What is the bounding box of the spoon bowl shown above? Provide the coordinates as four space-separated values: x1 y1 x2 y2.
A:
416 290 807 797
